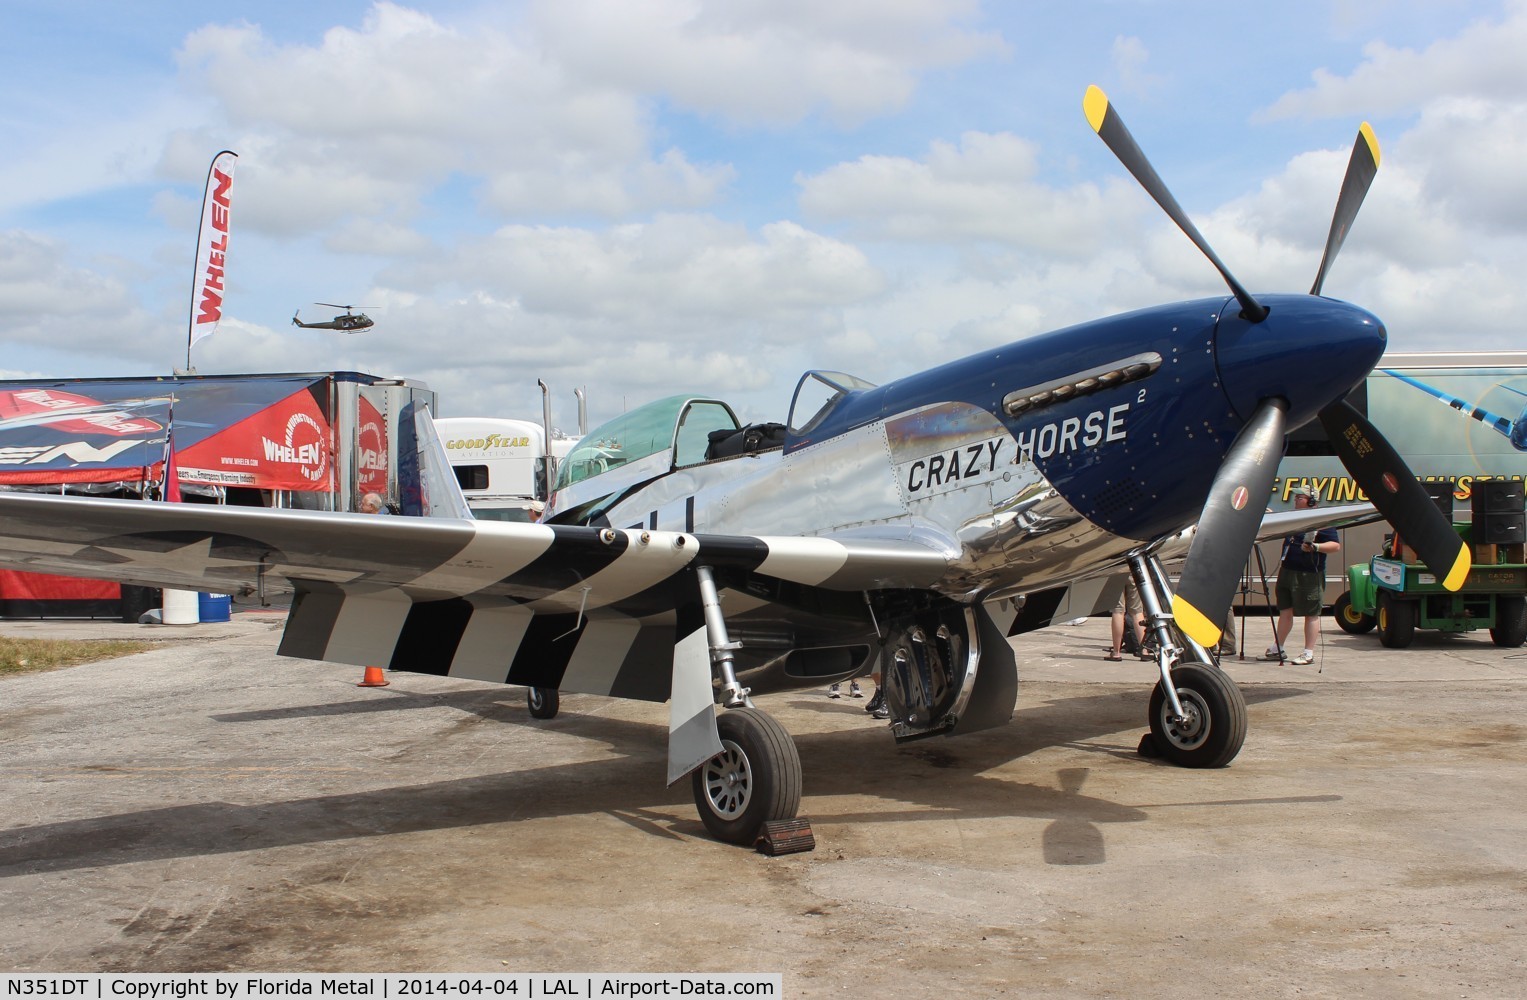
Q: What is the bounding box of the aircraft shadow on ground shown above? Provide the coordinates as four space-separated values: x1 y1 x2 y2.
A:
0 684 1320 875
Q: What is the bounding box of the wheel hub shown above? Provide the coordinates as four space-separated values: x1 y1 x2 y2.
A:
700 741 752 819
1160 692 1209 750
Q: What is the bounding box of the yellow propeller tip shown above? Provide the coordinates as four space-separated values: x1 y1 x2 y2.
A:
1358 122 1381 168
1171 596 1222 648
1084 85 1110 133
1442 546 1471 591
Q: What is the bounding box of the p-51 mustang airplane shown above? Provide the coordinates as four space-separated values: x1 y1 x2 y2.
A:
0 88 1468 845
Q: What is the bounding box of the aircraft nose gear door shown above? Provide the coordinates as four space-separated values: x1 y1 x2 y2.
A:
881 605 981 741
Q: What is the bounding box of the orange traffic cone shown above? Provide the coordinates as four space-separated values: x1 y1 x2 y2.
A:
357 665 390 687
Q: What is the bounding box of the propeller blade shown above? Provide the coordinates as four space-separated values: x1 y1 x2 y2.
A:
1084 85 1268 323
1310 123 1381 296
1172 399 1288 647
1319 399 1470 590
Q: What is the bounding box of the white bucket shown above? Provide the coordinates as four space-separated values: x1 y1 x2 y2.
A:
162 588 200 625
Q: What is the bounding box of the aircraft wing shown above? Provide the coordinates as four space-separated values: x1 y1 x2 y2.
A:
1148 501 1381 567
0 492 948 681
0 492 955 783
1032 502 1383 643
1255 501 1381 541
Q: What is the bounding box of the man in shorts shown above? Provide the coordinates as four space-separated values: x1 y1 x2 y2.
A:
1107 576 1144 661
1265 488 1340 665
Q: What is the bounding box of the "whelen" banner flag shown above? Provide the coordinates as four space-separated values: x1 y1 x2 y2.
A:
186 150 239 364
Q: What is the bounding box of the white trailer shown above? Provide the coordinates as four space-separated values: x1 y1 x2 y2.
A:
436 416 574 522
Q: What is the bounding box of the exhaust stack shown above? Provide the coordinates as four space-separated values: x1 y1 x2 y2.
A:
537 379 557 499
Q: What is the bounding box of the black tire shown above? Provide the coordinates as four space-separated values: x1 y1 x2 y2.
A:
1333 591 1376 635
1147 661 1247 769
1377 592 1415 649
691 707 802 845
1491 595 1527 648
527 687 559 719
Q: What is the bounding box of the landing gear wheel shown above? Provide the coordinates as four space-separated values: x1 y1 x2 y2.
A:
1491 595 1527 648
691 707 802 845
527 687 559 719
1147 661 1246 769
1333 591 1375 634
1377 592 1415 649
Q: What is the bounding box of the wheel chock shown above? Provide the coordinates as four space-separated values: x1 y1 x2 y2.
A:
357 665 390 687
755 817 815 855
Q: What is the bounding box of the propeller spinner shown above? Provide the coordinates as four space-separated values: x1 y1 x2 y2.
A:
1083 85 1470 649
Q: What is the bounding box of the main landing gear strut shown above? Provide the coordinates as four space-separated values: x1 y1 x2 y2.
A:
637 550 1245 844
1129 553 1247 768
689 566 802 844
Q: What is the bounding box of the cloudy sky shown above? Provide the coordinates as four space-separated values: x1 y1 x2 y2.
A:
4 0 1525 431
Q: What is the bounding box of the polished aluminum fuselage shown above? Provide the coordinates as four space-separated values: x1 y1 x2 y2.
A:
592 400 1134 604
551 292 1388 674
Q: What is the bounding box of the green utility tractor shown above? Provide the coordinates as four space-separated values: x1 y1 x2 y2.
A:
1335 527 1527 649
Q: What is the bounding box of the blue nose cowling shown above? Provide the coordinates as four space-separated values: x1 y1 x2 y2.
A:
1213 293 1387 431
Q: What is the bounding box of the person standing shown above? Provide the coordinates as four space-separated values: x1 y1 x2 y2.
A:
829 672 889 720
1107 577 1143 661
827 679 862 699
1265 489 1339 665
862 670 890 719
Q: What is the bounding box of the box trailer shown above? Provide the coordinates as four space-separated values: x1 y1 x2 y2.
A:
436 416 576 522
0 371 434 618
1246 351 1527 610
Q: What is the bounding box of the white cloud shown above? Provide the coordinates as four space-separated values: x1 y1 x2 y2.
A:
1393 96 1527 232
157 131 424 239
324 217 436 257
12 2 1527 431
188 291 789 425
171 3 733 232
529 0 1006 127
158 0 1005 238
179 206 888 425
399 213 885 329
480 147 735 218
1110 35 1163 97
1261 1 1527 120
164 0 1000 236
1 0 1016 425
0 90 197 217
798 131 1144 255
0 231 156 353
1240 2 1527 352
178 10 542 144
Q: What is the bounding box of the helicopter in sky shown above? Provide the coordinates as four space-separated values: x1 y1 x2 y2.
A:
291 303 375 333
